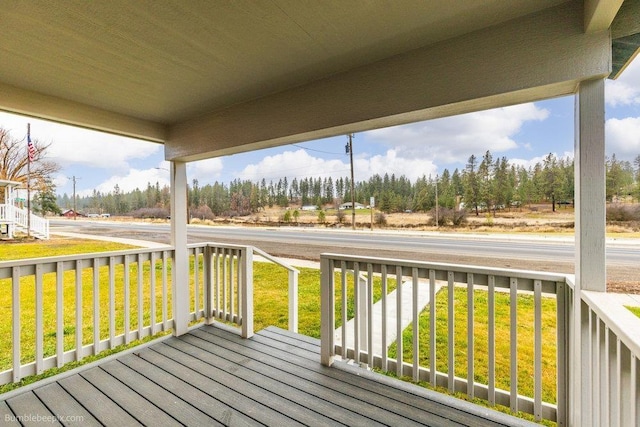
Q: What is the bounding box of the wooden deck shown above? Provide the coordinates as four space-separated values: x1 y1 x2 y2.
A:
0 325 536 426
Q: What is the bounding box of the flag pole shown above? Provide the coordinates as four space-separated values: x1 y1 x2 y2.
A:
27 123 31 238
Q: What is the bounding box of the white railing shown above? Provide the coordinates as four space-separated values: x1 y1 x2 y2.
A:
253 247 300 333
574 284 640 427
0 247 175 385
0 242 298 386
0 204 49 239
320 253 569 424
187 243 300 336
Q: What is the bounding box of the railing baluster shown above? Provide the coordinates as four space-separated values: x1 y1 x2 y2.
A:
353 262 360 364
630 355 637 425
124 255 131 344
412 267 419 382
510 277 518 413
93 258 100 355
150 252 156 333
203 246 212 323
137 254 143 339
56 262 64 368
35 264 43 374
222 249 228 321
396 265 403 378
214 247 220 318
12 266 21 382
447 271 454 393
341 261 347 360
231 249 237 323
75 260 82 362
488 275 496 406
534 279 542 421
556 281 567 426
162 251 169 330
193 248 199 320
467 273 474 398
109 257 116 348
381 265 388 371
367 263 373 367
429 269 436 388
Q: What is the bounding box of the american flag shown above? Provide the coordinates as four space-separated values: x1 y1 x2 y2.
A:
27 134 36 162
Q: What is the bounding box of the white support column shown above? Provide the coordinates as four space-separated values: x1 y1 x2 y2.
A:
573 77 606 426
575 78 606 292
171 161 189 336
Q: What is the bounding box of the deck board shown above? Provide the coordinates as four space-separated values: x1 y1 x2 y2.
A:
58 374 144 426
0 324 538 427
33 382 101 426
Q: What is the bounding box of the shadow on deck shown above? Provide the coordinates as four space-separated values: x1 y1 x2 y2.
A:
0 325 536 426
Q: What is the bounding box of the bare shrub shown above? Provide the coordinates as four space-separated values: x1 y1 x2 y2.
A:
374 212 387 225
191 205 215 221
336 210 345 224
607 204 640 222
130 207 169 219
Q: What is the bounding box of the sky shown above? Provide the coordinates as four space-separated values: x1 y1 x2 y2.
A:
1 56 639 199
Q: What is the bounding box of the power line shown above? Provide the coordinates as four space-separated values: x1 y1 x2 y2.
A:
290 143 344 156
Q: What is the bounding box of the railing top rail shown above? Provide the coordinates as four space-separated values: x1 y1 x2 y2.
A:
187 241 252 251
582 290 640 357
320 252 569 283
253 247 299 274
0 246 175 269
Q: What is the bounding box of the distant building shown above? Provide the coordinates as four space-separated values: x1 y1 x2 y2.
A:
338 202 366 210
61 209 84 218
301 205 317 211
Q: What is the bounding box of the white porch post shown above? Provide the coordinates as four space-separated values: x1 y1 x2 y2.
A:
572 77 606 426
171 161 189 336
575 78 607 292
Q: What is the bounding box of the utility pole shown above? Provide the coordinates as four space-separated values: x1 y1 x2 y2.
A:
26 123 31 238
346 133 356 230
70 176 78 220
435 174 439 228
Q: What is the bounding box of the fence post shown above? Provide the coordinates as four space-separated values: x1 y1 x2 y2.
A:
240 247 254 338
170 161 189 336
320 255 335 366
289 269 299 333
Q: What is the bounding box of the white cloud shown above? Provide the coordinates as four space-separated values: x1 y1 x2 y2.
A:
606 117 640 159
79 168 169 197
236 148 437 184
510 151 573 170
188 158 224 183
363 103 549 164
606 55 640 107
356 149 437 182
237 149 350 182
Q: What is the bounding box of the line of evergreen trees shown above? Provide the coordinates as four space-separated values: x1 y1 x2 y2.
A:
56 151 640 218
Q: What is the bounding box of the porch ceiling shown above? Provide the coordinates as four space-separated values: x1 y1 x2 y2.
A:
0 1 638 159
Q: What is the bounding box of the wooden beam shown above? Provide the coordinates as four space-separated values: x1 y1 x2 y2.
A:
170 161 189 336
166 1 610 162
0 83 167 144
584 0 624 33
574 79 606 293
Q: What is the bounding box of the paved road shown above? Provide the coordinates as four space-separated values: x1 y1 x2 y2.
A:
49 219 640 282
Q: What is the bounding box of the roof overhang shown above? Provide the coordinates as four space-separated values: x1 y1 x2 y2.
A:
0 1 638 160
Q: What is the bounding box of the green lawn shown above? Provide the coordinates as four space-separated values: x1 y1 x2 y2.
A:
390 287 557 404
1 238 560 421
627 306 640 318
